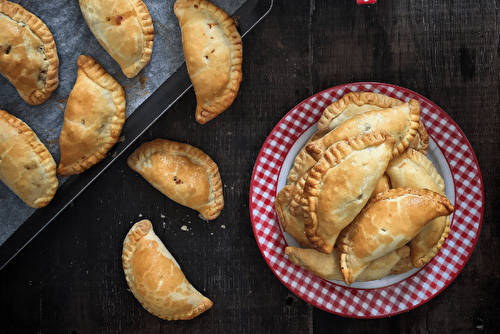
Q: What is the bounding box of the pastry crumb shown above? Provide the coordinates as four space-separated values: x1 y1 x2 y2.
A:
221 224 226 229
180 225 189 231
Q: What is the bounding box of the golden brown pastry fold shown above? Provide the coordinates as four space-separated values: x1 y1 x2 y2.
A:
127 139 224 220
0 0 59 104
0 109 58 208
337 187 454 284
79 0 154 78
174 0 243 124
122 220 213 320
57 55 126 177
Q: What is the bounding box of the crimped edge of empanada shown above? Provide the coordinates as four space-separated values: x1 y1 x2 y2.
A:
409 120 430 155
174 0 243 124
0 0 59 105
301 132 394 254
0 109 58 208
411 216 451 268
400 148 445 191
57 55 126 177
127 139 224 220
122 219 213 320
121 0 154 78
317 92 404 132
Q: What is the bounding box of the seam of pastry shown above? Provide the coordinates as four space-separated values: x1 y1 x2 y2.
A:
0 0 59 104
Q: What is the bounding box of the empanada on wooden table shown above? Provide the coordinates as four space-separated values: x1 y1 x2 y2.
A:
79 0 154 78
174 0 242 124
122 220 213 320
127 139 224 220
0 0 59 104
338 187 454 284
317 92 404 132
0 109 58 208
302 132 396 254
57 55 126 177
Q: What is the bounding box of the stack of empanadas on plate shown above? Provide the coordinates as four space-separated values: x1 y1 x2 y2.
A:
275 92 454 285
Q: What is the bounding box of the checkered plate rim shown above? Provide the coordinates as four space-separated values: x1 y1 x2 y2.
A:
249 82 484 318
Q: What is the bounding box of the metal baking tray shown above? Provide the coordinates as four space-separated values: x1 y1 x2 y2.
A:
0 0 273 270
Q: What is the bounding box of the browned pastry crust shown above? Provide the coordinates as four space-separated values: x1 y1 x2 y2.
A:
0 0 59 104
79 0 154 78
306 99 421 161
127 139 224 220
337 187 454 284
0 109 58 208
122 219 213 320
57 55 126 177
301 132 396 254
174 0 243 124
386 148 450 267
317 92 404 132
408 120 430 155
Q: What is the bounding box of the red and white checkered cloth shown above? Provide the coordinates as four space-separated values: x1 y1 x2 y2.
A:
249 82 484 318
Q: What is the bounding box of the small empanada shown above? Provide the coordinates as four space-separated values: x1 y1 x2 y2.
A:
0 0 59 104
174 0 243 124
338 187 454 284
306 99 421 161
122 219 213 320
0 109 58 208
127 139 224 220
79 0 154 78
57 55 126 177
386 148 450 267
317 92 404 132
285 246 408 283
301 132 396 254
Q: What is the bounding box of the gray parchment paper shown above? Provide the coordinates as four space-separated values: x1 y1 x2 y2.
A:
0 0 244 245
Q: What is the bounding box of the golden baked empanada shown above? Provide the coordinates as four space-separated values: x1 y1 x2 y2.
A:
122 219 213 320
274 185 314 248
285 246 408 283
408 120 430 155
386 148 450 267
57 55 126 177
337 187 454 284
317 92 404 132
306 99 421 161
0 109 58 208
174 0 243 124
79 0 154 78
0 0 59 104
127 139 224 220
301 133 396 254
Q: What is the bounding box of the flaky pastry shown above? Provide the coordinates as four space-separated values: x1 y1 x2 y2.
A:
317 92 404 132
57 55 126 177
79 0 154 78
127 139 224 220
0 0 59 104
301 132 396 254
174 0 243 124
337 187 454 284
0 109 58 208
122 219 213 320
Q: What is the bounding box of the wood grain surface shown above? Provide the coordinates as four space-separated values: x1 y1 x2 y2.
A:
1 0 499 333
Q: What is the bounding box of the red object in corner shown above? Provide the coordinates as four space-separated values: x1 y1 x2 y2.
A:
357 0 377 4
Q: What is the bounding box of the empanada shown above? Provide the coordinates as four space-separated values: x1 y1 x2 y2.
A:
306 99 421 161
127 139 224 220
301 132 396 254
57 55 126 177
285 245 408 283
79 0 154 78
0 109 58 208
408 120 430 155
386 148 450 267
174 0 243 124
274 185 315 248
317 92 404 132
122 219 213 320
337 187 454 284
0 0 59 104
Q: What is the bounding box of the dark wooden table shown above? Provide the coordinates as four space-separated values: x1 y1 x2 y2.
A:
1 0 499 333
